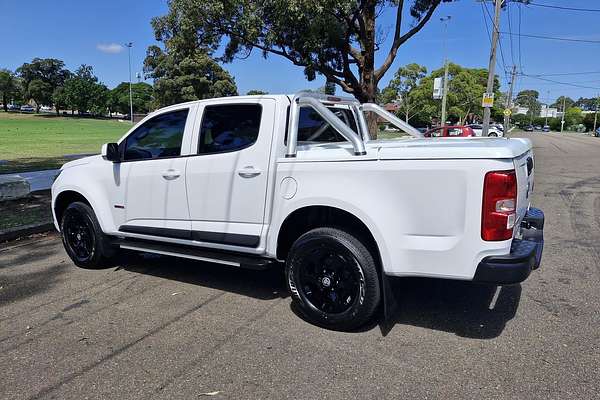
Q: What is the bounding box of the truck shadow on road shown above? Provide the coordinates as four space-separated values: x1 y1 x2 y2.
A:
380 277 522 339
120 253 521 339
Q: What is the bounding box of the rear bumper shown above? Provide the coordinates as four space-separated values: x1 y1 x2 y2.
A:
474 207 544 284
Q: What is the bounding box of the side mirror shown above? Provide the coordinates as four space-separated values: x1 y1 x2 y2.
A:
101 143 120 162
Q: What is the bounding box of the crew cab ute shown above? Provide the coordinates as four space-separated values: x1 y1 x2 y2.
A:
52 92 544 330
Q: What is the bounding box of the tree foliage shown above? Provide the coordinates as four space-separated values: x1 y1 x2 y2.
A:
0 69 21 111
393 63 501 126
515 89 541 117
144 46 237 107
150 0 452 103
551 95 575 111
62 65 108 114
246 89 268 95
380 63 427 121
109 82 154 114
17 58 70 113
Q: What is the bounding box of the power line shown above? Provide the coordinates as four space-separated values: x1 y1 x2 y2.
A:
526 1 600 13
482 0 510 85
501 32 600 44
525 71 600 77
517 2 523 73
507 2 516 66
518 74 600 90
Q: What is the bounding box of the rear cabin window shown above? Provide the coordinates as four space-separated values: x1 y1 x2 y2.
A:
199 104 262 154
297 106 358 143
124 109 189 161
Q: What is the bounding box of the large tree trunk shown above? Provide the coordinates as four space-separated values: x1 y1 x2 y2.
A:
359 0 379 138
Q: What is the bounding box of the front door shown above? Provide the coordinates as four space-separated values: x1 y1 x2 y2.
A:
185 99 276 249
119 106 195 239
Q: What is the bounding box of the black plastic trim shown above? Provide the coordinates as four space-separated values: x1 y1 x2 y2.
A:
191 230 260 248
474 207 544 284
118 225 260 248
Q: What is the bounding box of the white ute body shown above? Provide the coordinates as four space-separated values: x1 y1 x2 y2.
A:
52 93 537 281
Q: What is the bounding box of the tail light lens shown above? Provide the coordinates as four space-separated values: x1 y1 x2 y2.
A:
482 170 517 241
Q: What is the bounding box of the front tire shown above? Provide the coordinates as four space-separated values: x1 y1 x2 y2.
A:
286 227 381 331
488 132 498 137
60 202 117 268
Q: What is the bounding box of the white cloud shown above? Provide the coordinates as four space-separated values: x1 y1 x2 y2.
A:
97 43 124 54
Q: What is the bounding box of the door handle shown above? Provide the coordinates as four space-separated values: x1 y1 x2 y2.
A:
237 166 262 178
161 168 181 180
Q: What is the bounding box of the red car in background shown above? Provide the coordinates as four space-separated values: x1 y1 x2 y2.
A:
423 126 475 138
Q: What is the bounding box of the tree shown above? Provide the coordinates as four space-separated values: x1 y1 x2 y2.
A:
564 107 583 128
27 79 52 112
0 69 20 112
380 63 427 121
109 82 154 115
246 89 268 95
52 86 68 114
144 46 237 107
551 96 575 111
405 63 501 126
515 90 541 118
150 0 452 104
17 58 70 114
62 65 108 115
574 97 597 111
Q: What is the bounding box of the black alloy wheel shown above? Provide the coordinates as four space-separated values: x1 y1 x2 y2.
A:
60 202 117 268
63 209 96 263
286 227 381 331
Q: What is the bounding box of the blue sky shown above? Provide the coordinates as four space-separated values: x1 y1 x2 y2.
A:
1 0 599 104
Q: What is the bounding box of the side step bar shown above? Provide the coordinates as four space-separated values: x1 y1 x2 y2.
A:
117 239 276 270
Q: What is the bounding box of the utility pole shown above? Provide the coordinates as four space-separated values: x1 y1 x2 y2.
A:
482 0 502 137
125 42 134 124
440 16 451 127
593 93 599 133
560 96 566 133
504 65 517 130
544 90 550 127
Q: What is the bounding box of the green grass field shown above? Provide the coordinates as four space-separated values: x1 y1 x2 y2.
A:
0 111 130 160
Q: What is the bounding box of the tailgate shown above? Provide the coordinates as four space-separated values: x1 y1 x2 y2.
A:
513 150 534 230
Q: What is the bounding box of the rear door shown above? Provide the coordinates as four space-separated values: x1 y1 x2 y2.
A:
185 98 275 249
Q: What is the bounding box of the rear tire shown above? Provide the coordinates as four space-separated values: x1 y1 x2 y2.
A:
286 227 381 331
60 202 117 268
488 132 498 137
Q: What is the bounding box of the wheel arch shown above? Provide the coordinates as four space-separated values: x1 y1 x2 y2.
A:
53 190 92 230
275 205 386 270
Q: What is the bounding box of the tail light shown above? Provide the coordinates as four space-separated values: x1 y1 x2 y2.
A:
482 170 517 241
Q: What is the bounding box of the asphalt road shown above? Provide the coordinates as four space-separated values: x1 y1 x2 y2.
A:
1 132 599 399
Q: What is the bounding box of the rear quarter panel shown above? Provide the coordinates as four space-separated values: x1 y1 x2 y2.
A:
269 156 516 280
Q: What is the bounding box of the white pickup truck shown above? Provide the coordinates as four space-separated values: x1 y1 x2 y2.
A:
51 92 544 330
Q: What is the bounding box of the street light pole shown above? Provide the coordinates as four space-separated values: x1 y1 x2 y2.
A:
593 93 599 133
125 42 134 124
560 96 566 133
440 16 451 127
482 0 502 137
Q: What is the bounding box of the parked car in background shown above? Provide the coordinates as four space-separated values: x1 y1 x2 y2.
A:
467 124 504 137
7 104 20 111
20 105 34 112
595 127 600 137
542 125 550 132
524 125 534 132
40 105 52 112
534 125 542 131
423 125 475 137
